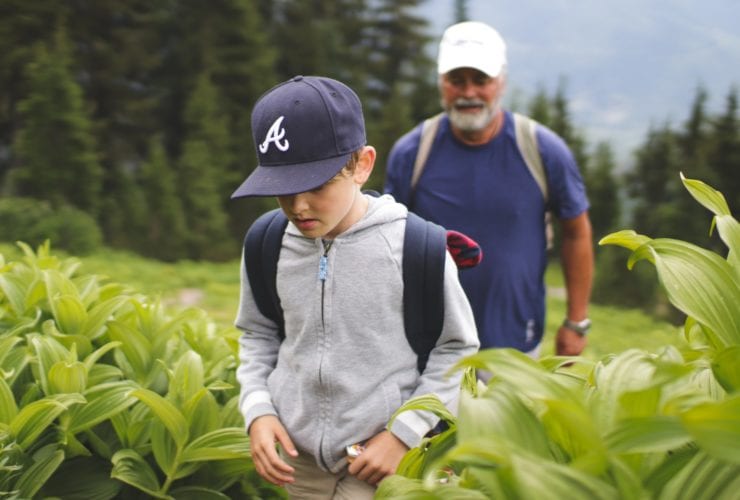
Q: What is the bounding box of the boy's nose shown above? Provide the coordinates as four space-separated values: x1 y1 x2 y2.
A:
290 193 310 213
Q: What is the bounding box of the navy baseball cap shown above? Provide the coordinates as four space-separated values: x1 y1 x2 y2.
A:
231 76 367 198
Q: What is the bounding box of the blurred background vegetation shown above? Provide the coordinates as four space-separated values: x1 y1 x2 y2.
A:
0 0 737 327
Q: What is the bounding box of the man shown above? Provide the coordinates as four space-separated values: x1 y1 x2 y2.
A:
385 21 593 357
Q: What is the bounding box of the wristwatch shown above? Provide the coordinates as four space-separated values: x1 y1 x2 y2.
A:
562 318 592 336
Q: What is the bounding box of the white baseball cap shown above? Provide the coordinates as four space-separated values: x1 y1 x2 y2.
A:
437 21 507 77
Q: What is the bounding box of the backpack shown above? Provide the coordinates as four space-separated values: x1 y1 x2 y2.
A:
243 207 448 372
410 112 554 249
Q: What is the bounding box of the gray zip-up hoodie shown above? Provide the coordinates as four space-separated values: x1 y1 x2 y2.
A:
235 194 479 473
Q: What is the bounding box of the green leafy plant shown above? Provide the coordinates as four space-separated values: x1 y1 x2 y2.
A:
378 175 740 499
0 241 281 499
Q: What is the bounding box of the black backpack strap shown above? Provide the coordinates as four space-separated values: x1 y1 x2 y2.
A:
243 208 289 340
403 212 447 373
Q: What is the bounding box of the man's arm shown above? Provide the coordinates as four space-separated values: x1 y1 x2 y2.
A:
556 211 594 356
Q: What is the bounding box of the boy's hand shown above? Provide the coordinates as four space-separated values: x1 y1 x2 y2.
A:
249 415 299 487
347 430 409 485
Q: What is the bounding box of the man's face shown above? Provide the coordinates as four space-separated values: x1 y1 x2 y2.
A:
440 67 505 133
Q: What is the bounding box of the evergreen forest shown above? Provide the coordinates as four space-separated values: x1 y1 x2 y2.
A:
0 0 738 321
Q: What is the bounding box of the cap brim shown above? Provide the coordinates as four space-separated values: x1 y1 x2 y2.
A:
231 153 350 198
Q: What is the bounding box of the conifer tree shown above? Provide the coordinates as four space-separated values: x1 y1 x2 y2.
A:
709 88 740 215
139 137 188 261
12 28 102 216
178 72 232 260
584 142 620 241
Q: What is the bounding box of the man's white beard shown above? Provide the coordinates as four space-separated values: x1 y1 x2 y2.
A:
446 98 499 132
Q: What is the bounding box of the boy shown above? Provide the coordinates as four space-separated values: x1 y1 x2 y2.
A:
231 75 479 499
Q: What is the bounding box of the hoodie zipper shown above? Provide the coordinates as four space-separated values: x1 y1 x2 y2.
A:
317 239 332 469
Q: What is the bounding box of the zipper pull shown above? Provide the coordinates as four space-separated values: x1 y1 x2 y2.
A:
318 254 328 281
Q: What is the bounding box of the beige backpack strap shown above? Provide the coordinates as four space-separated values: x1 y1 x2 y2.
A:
411 112 444 191
513 113 554 249
513 112 548 201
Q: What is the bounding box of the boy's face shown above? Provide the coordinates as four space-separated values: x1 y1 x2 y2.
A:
276 146 375 239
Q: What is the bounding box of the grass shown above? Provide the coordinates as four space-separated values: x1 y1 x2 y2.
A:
1 242 684 360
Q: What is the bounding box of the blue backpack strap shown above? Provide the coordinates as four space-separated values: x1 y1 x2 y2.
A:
243 208 289 340
403 211 447 373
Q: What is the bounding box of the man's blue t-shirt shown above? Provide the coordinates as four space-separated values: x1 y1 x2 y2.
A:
384 111 589 351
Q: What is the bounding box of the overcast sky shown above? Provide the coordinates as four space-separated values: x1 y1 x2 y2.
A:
418 0 740 167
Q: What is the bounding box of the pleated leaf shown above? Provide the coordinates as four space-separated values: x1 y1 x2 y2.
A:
129 388 189 448
10 398 72 450
14 444 65 499
48 359 88 394
389 394 456 427
108 320 153 375
168 487 231 500
711 346 740 393
510 454 619 500
630 239 740 347
51 294 88 336
67 381 138 434
180 428 251 462
111 448 165 498
605 416 691 453
658 451 740 500
680 395 740 464
0 376 18 424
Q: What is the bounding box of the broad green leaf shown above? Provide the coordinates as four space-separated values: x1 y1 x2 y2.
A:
83 340 123 371
681 174 732 217
108 320 153 375
51 294 88 336
588 349 658 430
376 474 488 499
87 363 124 387
457 385 550 459
48 359 88 394
711 346 740 393
183 388 220 438
67 381 138 434
0 272 27 315
28 332 69 395
389 394 456 428
151 419 179 477
44 268 80 303
0 377 18 423
172 351 205 405
0 335 23 372
630 239 740 347
111 448 166 498
510 454 619 500
10 399 70 450
658 451 740 500
14 444 65 498
456 348 576 402
680 174 740 267
605 416 690 453
83 295 129 340
129 388 189 448
541 399 608 474
181 428 251 462
681 396 740 464
598 230 651 252
643 446 697 496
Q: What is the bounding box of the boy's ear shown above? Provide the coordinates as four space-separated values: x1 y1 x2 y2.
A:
354 146 376 184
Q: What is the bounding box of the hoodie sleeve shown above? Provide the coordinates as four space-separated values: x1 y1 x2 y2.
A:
234 252 283 431
387 251 479 448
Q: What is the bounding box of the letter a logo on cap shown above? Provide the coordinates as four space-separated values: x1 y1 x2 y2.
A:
259 116 289 153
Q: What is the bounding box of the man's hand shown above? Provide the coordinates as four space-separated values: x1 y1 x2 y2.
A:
347 430 409 486
555 325 587 356
249 415 298 486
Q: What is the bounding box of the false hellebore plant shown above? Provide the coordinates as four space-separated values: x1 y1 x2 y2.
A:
0 242 277 499
377 174 740 500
